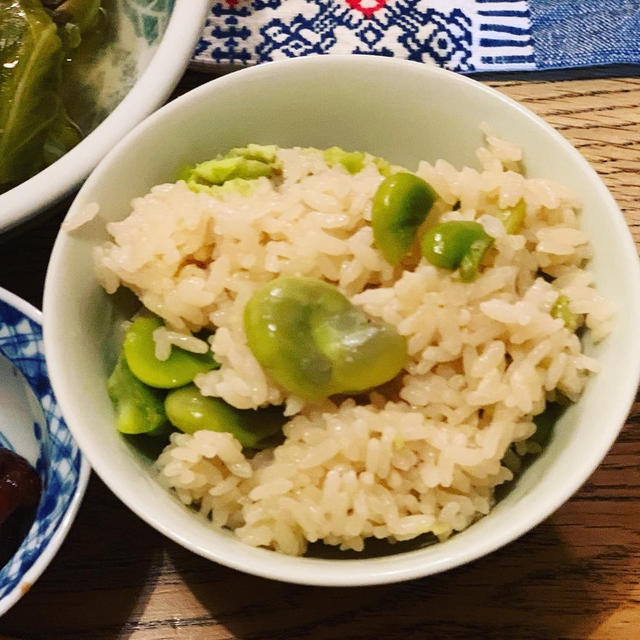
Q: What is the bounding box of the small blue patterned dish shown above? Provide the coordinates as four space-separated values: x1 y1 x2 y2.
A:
0 288 90 616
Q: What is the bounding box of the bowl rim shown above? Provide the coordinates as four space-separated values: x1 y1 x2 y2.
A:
44 55 640 586
0 287 91 615
0 0 210 234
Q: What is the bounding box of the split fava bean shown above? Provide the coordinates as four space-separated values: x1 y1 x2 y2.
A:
372 172 436 265
459 201 527 280
501 199 526 235
164 385 285 449
421 221 494 281
243 277 408 400
551 294 581 331
107 355 166 435
421 201 527 281
124 316 218 389
458 232 495 282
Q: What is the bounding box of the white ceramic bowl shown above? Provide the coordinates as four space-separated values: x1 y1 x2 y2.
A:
43 56 640 586
0 288 90 615
0 0 209 233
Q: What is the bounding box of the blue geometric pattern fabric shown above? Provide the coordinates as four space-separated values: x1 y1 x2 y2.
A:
0 299 85 601
192 0 640 73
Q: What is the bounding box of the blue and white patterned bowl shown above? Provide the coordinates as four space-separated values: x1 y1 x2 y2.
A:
0 288 90 616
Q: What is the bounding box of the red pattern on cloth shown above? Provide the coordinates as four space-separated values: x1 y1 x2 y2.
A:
345 0 388 18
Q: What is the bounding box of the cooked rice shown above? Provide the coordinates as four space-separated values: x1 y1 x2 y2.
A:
94 141 614 555
62 201 100 231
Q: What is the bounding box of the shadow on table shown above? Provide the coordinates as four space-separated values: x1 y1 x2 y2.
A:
168 520 606 640
0 196 74 310
0 474 160 640
469 62 640 83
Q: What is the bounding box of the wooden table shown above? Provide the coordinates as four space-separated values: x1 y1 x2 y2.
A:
0 66 639 640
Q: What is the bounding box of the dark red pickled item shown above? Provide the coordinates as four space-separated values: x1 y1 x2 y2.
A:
0 448 41 525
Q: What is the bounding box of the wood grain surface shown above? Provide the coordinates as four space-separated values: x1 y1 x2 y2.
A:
0 65 638 640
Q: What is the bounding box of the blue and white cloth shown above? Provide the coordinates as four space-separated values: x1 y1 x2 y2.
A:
193 0 640 73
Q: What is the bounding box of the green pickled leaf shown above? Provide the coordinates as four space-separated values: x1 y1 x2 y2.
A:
42 107 81 164
53 0 101 34
0 0 64 186
60 21 81 48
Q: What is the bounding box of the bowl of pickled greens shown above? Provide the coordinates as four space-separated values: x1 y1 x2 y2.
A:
0 0 209 233
43 56 640 586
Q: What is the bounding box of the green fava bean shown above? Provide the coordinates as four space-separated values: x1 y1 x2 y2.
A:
551 294 580 331
501 199 526 235
421 221 494 281
124 316 218 389
164 385 285 449
324 146 365 174
530 401 567 447
372 172 436 265
458 233 494 283
243 277 408 400
107 355 166 435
